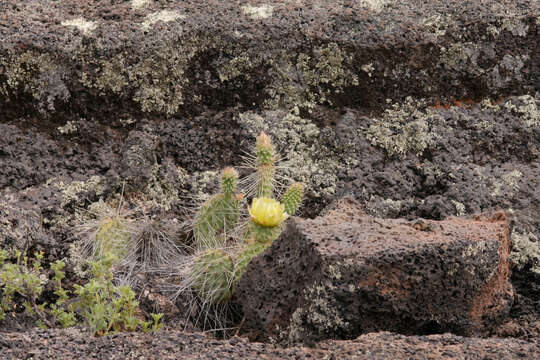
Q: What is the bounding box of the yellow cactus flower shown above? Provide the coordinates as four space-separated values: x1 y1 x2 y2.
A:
249 197 288 227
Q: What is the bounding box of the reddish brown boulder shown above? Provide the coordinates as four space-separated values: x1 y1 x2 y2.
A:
235 199 514 345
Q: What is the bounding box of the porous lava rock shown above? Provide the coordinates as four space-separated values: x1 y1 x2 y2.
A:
0 327 538 360
0 1 538 119
236 199 514 344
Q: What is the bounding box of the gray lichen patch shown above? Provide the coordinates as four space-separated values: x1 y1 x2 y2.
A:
439 42 483 75
422 14 453 38
359 0 390 13
487 17 530 37
141 10 185 30
238 111 358 199
500 17 530 37
365 97 441 157
82 37 210 114
61 18 98 35
365 196 404 218
218 54 260 82
144 164 180 211
451 200 466 216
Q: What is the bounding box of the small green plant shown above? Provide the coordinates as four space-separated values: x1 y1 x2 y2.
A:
71 252 163 335
186 132 304 308
0 248 162 335
0 249 47 324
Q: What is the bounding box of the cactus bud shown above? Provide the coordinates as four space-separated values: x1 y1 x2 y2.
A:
256 132 275 166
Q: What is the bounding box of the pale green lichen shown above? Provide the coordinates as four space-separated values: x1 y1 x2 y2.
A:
491 170 522 197
141 10 185 30
366 97 440 157
360 0 390 12
510 231 540 275
0 51 69 111
57 121 78 135
422 14 452 37
451 200 466 216
218 55 259 82
264 43 358 113
94 55 128 95
55 176 106 208
144 164 180 211
242 4 274 20
286 282 349 345
439 43 483 75
366 196 403 218
77 36 215 115
500 17 530 37
504 95 540 128
61 18 98 35
131 0 150 10
361 63 375 77
461 241 494 277
0 192 43 251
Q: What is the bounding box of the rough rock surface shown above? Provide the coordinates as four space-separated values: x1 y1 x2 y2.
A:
0 0 538 119
0 327 538 360
236 199 514 344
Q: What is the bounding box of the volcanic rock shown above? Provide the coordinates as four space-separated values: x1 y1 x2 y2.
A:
236 199 514 344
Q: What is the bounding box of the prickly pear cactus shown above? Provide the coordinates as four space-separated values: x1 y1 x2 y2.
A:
188 132 304 304
191 249 234 303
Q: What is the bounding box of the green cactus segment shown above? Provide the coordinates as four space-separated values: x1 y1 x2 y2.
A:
247 220 282 244
255 132 276 197
194 194 239 247
257 165 275 198
221 167 239 197
233 242 270 287
191 249 234 303
282 183 304 216
95 218 130 259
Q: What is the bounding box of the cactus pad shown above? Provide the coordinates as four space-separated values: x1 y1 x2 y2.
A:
191 249 234 303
